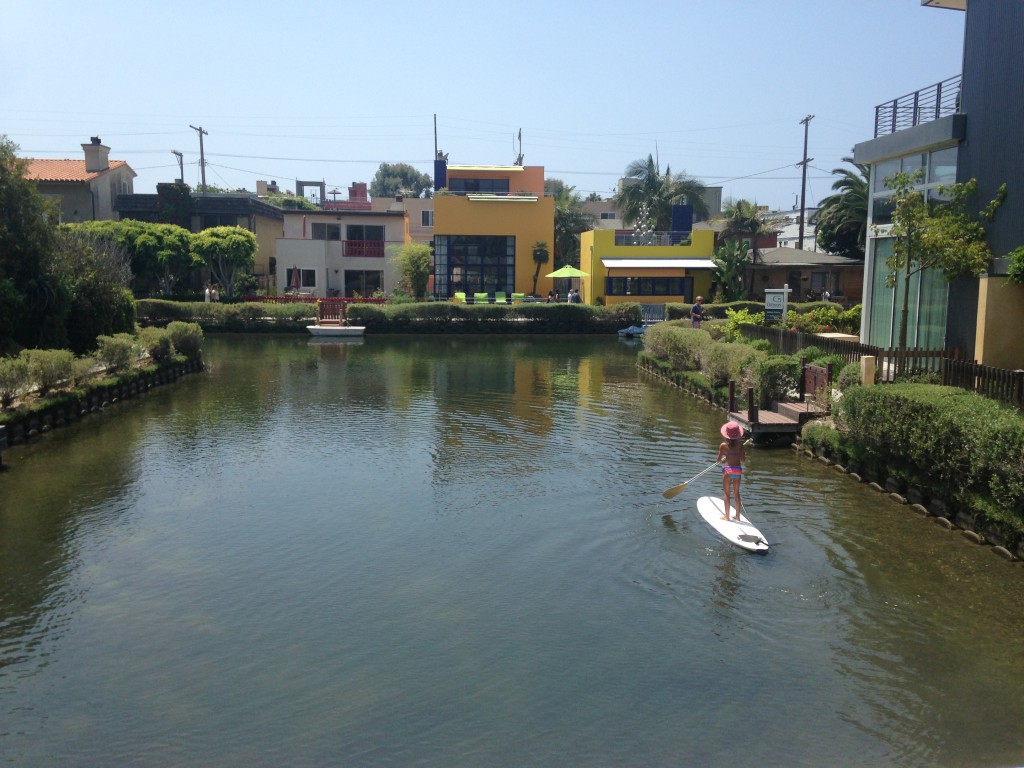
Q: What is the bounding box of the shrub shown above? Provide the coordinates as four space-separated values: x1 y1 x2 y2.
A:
71 356 99 388
701 341 763 389
137 326 174 363
166 321 204 360
643 323 712 372
836 361 863 391
95 333 138 373
833 383 1024 531
0 355 30 408
20 348 75 395
754 355 800 407
722 308 765 342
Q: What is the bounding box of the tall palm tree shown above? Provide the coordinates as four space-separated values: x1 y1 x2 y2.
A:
613 154 708 231
530 241 550 297
718 199 785 264
553 185 595 268
814 157 869 259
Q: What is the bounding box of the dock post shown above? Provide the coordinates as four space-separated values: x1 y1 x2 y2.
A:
0 425 6 470
746 387 758 424
728 380 736 412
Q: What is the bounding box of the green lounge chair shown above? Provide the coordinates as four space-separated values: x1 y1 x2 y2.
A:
494 291 507 304
511 292 525 303
454 292 466 303
474 292 490 304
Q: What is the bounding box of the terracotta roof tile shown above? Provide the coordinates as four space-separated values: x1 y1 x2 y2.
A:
25 158 133 182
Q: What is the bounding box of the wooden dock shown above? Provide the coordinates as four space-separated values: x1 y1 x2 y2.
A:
727 374 828 445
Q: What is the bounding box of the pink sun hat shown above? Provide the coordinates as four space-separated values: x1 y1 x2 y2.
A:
720 421 744 440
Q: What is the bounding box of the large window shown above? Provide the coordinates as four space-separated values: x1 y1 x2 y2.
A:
434 235 515 298
448 178 510 195
344 270 382 298
605 276 690 297
344 224 385 257
870 146 957 225
866 237 948 349
286 267 317 291
311 223 341 240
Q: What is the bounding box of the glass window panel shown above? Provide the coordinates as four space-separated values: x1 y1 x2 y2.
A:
874 159 901 192
901 153 925 177
868 238 895 347
929 146 958 185
871 195 896 225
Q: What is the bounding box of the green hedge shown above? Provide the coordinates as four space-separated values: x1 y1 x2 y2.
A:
138 300 644 335
832 383 1024 533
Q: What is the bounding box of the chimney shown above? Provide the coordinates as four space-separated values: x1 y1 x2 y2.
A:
82 137 110 173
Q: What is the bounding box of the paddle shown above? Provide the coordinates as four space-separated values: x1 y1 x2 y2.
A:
662 460 720 499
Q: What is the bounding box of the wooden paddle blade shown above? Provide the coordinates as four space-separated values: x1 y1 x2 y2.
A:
662 481 689 499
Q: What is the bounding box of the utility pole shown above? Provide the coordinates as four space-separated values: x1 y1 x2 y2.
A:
171 150 184 183
797 114 814 250
189 125 208 193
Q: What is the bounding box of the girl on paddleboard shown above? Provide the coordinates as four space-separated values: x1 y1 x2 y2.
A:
717 421 746 521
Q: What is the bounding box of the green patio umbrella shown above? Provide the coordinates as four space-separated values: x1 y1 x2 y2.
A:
545 265 590 278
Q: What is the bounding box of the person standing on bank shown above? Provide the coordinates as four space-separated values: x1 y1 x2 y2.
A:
690 296 705 328
717 421 746 521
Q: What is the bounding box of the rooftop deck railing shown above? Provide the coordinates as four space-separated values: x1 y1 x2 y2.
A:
613 230 692 247
873 74 961 138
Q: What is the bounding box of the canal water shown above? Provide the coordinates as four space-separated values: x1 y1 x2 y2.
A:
1 334 1023 767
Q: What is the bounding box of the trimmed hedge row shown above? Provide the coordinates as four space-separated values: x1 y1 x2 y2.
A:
823 383 1024 537
137 299 644 335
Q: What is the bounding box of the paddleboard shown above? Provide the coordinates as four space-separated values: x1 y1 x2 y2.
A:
697 496 770 553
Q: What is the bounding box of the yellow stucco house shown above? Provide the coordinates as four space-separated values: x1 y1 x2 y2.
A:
580 229 716 306
431 161 555 299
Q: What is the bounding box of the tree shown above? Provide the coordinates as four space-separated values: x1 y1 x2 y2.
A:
552 185 595 268
613 154 708 230
712 239 750 302
390 242 433 299
0 136 61 351
815 157 869 259
718 199 785 265
883 170 1005 351
370 163 433 199
531 242 550 297
51 227 135 354
73 219 195 296
190 226 257 299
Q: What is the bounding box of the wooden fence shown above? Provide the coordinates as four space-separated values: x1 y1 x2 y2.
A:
941 359 1024 409
740 324 1022 409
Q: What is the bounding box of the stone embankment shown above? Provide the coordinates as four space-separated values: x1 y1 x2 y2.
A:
795 440 1022 563
0 359 202 467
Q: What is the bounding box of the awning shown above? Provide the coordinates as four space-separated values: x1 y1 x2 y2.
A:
600 258 714 269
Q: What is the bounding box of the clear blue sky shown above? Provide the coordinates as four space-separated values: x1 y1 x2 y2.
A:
3 0 966 211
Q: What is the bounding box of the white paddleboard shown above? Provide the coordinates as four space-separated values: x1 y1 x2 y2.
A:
697 496 770 553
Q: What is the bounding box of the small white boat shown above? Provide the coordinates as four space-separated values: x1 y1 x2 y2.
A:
306 324 366 337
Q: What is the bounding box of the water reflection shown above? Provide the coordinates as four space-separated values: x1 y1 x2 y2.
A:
1 335 1023 767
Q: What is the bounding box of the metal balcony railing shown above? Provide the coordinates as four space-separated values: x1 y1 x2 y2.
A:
873 74 961 138
613 230 692 247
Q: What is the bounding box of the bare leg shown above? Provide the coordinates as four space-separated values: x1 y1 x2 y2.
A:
722 474 731 520
734 481 743 520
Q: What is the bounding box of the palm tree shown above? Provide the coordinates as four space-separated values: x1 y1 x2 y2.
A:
553 186 595 268
814 157 869 259
530 241 550 297
718 199 785 265
613 154 708 231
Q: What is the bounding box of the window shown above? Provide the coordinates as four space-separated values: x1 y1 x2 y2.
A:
344 224 385 257
448 178 510 195
286 268 317 289
344 270 383 298
311 223 341 240
929 146 958 185
201 214 240 229
600 211 617 220
434 235 514 297
421 210 434 227
604 276 688 296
